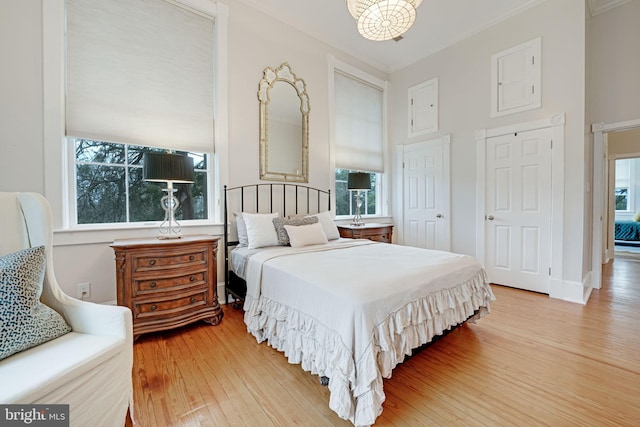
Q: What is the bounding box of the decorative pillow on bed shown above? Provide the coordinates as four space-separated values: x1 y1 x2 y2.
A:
0 246 72 361
633 210 640 222
243 212 280 249
273 216 318 246
234 212 249 247
307 211 340 240
284 222 329 247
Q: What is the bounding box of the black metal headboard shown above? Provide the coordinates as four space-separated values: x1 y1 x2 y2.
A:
223 183 331 305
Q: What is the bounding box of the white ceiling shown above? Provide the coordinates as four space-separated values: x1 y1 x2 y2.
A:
236 0 550 73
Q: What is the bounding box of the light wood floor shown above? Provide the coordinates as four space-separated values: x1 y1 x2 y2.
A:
129 258 640 426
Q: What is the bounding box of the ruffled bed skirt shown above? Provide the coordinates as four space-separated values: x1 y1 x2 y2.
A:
243 269 495 427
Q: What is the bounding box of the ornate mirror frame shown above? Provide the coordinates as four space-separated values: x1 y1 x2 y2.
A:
258 62 310 182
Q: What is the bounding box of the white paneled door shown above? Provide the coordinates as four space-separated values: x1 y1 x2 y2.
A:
485 128 552 293
402 138 450 251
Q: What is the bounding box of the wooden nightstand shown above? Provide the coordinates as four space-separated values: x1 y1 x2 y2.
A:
112 235 223 339
337 223 393 243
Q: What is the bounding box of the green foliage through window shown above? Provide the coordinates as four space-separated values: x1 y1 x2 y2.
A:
74 139 209 225
615 187 628 211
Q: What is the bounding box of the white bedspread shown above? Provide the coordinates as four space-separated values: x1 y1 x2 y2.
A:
243 240 494 427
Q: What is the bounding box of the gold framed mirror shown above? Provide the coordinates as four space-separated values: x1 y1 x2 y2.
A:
258 62 309 182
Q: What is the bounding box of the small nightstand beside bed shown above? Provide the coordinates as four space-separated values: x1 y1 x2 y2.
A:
223 184 495 427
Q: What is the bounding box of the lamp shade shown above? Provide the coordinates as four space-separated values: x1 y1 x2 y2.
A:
143 152 194 183
347 172 371 190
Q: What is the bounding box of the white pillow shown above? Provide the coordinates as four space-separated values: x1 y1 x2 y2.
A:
307 211 340 240
242 212 279 249
234 212 249 247
284 222 329 247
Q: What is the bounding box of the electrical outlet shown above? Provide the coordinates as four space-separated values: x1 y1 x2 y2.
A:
77 282 91 300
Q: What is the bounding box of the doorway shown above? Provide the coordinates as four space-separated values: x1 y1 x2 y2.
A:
476 113 566 298
484 127 552 293
399 135 451 251
592 119 640 290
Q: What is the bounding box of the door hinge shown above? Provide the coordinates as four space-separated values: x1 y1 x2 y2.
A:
549 267 551 276
411 98 414 106
402 161 405 169
532 85 535 94
551 140 553 149
532 56 535 65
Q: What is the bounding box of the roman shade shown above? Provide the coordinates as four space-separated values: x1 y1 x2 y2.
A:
334 71 384 172
66 0 214 153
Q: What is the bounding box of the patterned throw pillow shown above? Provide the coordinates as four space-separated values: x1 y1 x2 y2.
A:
272 216 319 246
0 246 71 360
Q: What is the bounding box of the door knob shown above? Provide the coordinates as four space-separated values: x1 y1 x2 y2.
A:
436 213 443 218
487 215 495 221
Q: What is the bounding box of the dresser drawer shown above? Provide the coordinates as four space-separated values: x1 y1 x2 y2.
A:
112 235 223 339
132 248 207 273
134 291 208 319
134 270 207 296
337 223 393 244
367 232 391 243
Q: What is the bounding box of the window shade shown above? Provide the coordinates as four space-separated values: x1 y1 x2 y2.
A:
66 0 214 153
334 71 384 172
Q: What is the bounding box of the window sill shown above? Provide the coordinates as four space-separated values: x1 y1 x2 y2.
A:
53 222 225 246
333 216 393 226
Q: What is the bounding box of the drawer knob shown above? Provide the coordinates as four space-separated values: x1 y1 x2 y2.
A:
189 255 195 261
190 276 196 282
190 297 196 303
151 305 157 311
149 259 156 266
150 282 157 288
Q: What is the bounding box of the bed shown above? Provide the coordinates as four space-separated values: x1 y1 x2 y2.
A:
614 220 640 243
223 184 495 427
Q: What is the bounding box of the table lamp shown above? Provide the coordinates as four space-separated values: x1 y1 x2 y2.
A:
143 152 194 239
347 172 371 226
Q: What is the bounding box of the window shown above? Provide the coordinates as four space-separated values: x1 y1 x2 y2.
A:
335 169 377 216
615 158 632 212
65 0 217 227
73 139 209 225
333 64 386 217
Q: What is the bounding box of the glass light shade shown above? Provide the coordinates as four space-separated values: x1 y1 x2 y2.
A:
346 0 421 41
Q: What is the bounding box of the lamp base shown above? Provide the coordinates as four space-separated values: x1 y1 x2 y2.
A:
157 185 183 239
351 191 365 226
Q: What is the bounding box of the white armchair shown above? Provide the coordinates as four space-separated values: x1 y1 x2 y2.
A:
0 192 133 426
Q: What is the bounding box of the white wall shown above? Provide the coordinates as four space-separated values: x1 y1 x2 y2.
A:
0 0 386 303
0 1 44 193
388 1 587 286
589 0 640 124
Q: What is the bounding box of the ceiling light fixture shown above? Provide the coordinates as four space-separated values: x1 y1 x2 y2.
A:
345 0 422 41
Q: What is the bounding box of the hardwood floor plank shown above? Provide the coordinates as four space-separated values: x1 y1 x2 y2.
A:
130 257 640 426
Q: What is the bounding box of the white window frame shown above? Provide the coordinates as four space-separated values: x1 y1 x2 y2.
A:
42 0 229 233
66 138 215 229
614 158 633 213
328 55 389 220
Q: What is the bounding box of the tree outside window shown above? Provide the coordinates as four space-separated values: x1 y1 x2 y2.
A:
74 139 208 225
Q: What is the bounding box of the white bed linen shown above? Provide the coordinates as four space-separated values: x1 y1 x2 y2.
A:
243 240 494 427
